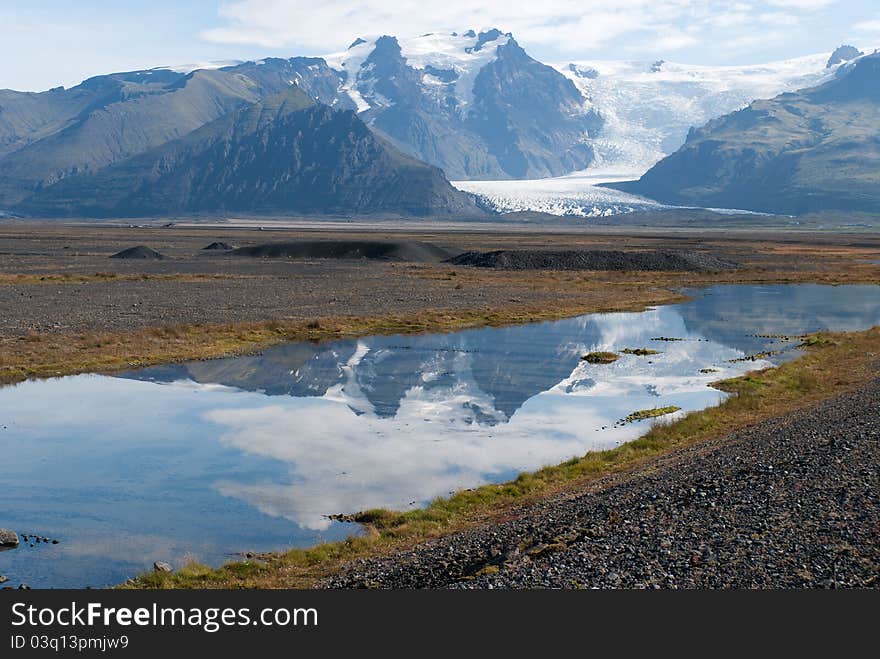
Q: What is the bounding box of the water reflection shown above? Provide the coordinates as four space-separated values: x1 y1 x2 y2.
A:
2 284 880 587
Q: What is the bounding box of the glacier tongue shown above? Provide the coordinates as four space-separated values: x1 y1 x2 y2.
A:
454 169 666 218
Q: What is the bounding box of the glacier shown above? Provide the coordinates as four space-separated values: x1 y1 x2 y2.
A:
457 49 871 217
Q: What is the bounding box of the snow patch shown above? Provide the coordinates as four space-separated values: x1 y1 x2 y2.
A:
156 60 244 74
399 31 510 116
324 38 377 112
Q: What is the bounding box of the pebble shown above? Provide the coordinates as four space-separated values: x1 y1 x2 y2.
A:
0 528 19 548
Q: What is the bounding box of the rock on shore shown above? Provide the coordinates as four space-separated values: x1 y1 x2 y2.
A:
0 529 19 548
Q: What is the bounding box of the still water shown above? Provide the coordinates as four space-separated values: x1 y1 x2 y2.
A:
2 284 880 587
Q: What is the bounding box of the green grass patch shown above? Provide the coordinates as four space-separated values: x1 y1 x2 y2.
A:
623 406 681 423
621 348 661 356
581 351 619 364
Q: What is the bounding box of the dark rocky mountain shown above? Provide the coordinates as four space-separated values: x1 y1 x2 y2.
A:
19 87 477 217
826 45 863 68
0 68 274 206
611 53 880 215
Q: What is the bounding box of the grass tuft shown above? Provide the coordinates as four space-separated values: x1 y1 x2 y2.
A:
623 406 681 423
581 351 619 364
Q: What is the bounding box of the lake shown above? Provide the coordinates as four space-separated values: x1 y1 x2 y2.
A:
2 283 880 587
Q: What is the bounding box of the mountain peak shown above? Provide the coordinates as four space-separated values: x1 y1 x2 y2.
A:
818 50 880 101
472 28 509 52
826 44 864 68
18 87 477 217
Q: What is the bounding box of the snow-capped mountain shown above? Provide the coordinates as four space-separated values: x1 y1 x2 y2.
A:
322 30 518 118
2 30 875 218
302 29 604 180
287 33 867 184
613 52 880 215
457 45 872 217
290 34 870 216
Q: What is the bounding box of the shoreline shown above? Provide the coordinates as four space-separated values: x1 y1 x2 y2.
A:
126 325 880 588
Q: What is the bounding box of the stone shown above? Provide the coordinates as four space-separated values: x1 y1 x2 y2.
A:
153 561 173 573
0 528 19 548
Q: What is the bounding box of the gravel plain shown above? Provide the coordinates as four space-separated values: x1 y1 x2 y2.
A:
2 223 877 337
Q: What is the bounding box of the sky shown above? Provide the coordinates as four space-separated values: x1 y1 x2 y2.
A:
2 0 880 91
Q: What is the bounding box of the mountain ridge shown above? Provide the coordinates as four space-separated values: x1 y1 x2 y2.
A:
609 53 880 215
19 87 478 218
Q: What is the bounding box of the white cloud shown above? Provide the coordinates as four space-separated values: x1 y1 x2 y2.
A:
200 0 848 59
757 12 801 26
203 1 805 54
764 0 835 8
644 27 702 52
854 17 880 33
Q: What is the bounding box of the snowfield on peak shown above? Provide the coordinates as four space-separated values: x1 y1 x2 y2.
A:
157 60 245 74
322 30 511 116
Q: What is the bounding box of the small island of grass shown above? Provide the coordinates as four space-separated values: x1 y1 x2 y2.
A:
581 351 620 364
621 348 661 356
624 406 682 423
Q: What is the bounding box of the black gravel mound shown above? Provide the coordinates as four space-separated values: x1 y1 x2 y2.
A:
109 246 165 260
448 249 736 272
231 240 454 263
202 242 235 251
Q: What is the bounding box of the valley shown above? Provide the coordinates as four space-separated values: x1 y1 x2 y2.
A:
2 12 880 597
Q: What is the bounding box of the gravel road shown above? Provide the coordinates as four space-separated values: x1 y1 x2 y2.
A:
326 380 880 589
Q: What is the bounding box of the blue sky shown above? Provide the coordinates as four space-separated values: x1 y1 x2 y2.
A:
3 0 880 91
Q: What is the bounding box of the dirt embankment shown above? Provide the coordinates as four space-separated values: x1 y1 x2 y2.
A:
231 240 455 263
449 249 737 271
